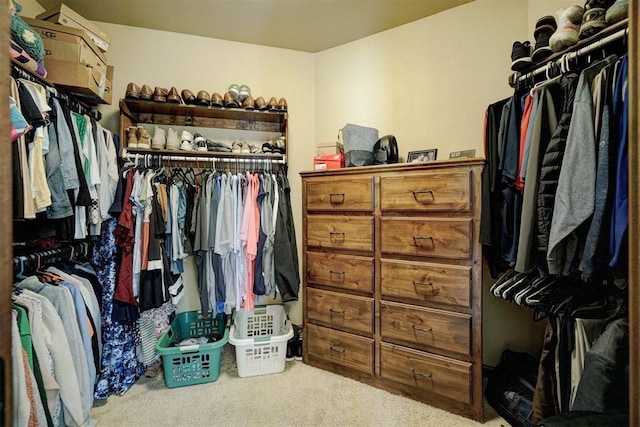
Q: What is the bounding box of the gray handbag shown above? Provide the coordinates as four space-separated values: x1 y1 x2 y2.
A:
340 123 379 167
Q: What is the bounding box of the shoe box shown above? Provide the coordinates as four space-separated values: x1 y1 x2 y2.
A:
313 153 345 170
316 141 344 156
23 18 113 104
36 3 111 52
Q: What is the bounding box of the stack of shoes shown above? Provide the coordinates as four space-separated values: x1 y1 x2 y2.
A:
532 15 557 63
579 0 615 39
606 0 628 24
550 5 585 52
286 325 303 362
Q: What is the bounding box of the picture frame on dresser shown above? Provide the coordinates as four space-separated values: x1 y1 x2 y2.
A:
408 149 437 163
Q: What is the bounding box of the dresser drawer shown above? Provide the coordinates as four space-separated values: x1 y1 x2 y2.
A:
306 177 374 212
380 343 472 404
306 251 374 293
307 324 374 375
380 259 471 308
307 288 374 336
307 215 374 252
380 302 471 355
380 170 472 212
380 218 472 260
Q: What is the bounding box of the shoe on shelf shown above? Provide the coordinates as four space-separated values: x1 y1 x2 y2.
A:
231 141 242 153
242 95 255 111
267 96 278 112
277 97 288 112
126 126 138 148
153 87 168 102
238 84 251 103
194 133 208 151
579 7 609 39
262 142 273 153
167 87 182 104
228 84 240 102
151 126 166 150
140 84 153 100
211 92 224 107
180 130 195 151
197 90 211 106
166 128 180 150
137 126 151 149
510 41 532 72
240 141 251 154
125 82 140 99
531 15 557 62
549 5 585 52
224 92 239 108
606 0 628 24
182 89 197 105
254 96 267 110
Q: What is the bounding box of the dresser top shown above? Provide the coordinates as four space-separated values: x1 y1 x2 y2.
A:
300 158 485 177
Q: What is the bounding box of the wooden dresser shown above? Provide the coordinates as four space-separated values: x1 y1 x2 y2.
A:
300 159 484 421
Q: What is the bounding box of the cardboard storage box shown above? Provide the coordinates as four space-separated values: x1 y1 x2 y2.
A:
36 3 111 52
316 141 344 156
23 18 107 74
45 58 113 105
23 18 112 104
313 153 344 170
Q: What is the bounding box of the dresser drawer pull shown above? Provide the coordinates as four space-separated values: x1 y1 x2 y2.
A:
412 280 440 295
329 346 346 353
329 193 345 204
412 369 433 380
329 231 345 241
411 189 434 201
412 236 434 247
412 325 433 333
329 308 346 315
329 270 346 280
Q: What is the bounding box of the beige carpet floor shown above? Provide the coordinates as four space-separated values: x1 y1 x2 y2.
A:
91 344 509 426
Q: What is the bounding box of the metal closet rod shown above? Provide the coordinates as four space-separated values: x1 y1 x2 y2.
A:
127 152 287 164
515 26 628 84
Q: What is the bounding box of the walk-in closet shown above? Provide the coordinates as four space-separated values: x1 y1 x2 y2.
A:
2 0 638 426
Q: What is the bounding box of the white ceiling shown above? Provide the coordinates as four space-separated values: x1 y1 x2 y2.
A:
35 0 475 52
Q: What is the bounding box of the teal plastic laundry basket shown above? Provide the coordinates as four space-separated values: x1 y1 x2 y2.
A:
155 311 228 388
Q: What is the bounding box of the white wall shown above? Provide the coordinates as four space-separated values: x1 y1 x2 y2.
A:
314 0 528 161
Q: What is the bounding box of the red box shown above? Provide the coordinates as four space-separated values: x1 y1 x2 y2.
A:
313 153 344 170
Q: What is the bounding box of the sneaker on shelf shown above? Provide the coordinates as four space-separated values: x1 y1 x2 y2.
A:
606 0 628 24
126 126 138 149
579 6 610 39
510 41 532 72
549 5 585 52
137 126 151 149
240 141 251 154
151 126 166 150
165 128 180 150
194 133 208 152
180 130 195 151
231 141 242 153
